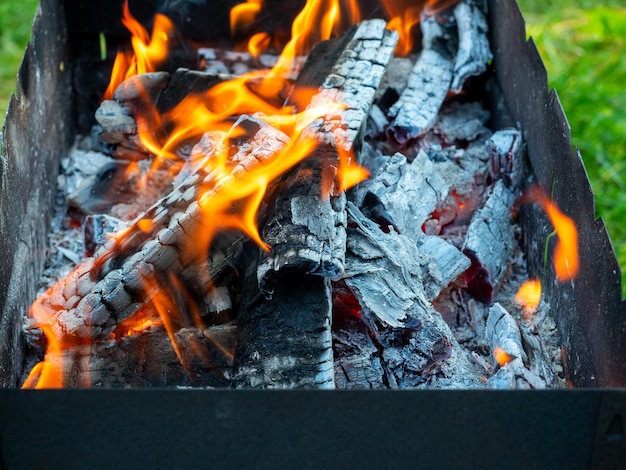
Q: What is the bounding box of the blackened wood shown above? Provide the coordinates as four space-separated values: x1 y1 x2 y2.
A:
344 204 483 388
386 14 455 148
257 20 398 293
450 0 493 92
234 270 334 389
23 325 233 388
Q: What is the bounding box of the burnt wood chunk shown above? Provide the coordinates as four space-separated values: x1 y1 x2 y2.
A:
387 14 455 148
257 19 398 293
451 0 493 92
343 204 483 388
486 303 545 389
487 128 525 187
33 116 289 341
463 180 517 303
234 271 335 389
23 325 234 388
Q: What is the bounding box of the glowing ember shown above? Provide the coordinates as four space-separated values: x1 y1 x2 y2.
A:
493 345 515 367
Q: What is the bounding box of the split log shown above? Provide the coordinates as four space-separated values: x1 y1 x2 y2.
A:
29 116 289 342
462 180 517 303
386 13 455 148
257 19 398 294
233 269 335 389
343 204 483 388
450 0 493 93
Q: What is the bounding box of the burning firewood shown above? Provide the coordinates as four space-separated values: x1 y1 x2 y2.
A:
258 19 398 294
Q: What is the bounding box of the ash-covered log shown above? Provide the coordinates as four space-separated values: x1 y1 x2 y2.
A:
257 19 398 293
343 204 483 388
29 115 289 343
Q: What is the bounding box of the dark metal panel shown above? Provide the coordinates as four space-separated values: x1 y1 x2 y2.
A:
0 0 74 387
488 0 626 386
1 389 622 469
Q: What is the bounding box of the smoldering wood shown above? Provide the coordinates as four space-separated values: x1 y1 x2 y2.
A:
386 14 455 148
84 214 123 256
450 0 493 93
198 48 283 77
432 101 491 144
28 116 289 343
343 204 483 388
23 324 234 388
486 303 545 389
257 19 398 293
233 270 334 389
462 180 517 303
487 128 525 188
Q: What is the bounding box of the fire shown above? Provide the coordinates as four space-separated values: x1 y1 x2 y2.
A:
230 0 264 36
380 0 461 56
102 0 174 100
493 345 515 367
525 187 580 282
515 279 542 321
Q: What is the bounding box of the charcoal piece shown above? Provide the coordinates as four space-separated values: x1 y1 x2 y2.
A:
487 128 525 188
233 270 335 389
343 204 483 388
451 0 493 92
34 116 289 341
155 68 226 112
84 214 123 256
463 180 517 303
433 101 491 144
257 19 398 293
486 303 545 389
386 14 455 148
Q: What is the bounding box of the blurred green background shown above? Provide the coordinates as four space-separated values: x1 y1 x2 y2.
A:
1 0 625 292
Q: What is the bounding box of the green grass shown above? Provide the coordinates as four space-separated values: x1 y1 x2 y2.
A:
0 0 39 118
1 0 625 291
517 0 626 294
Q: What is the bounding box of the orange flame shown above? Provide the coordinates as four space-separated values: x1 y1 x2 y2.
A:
230 0 264 36
525 187 580 282
268 0 361 79
103 0 174 100
493 345 515 367
380 0 460 56
515 279 542 314
24 0 373 389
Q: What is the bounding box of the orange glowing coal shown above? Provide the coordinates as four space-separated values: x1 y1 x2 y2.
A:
515 279 542 313
493 345 515 367
525 186 580 282
102 0 174 100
